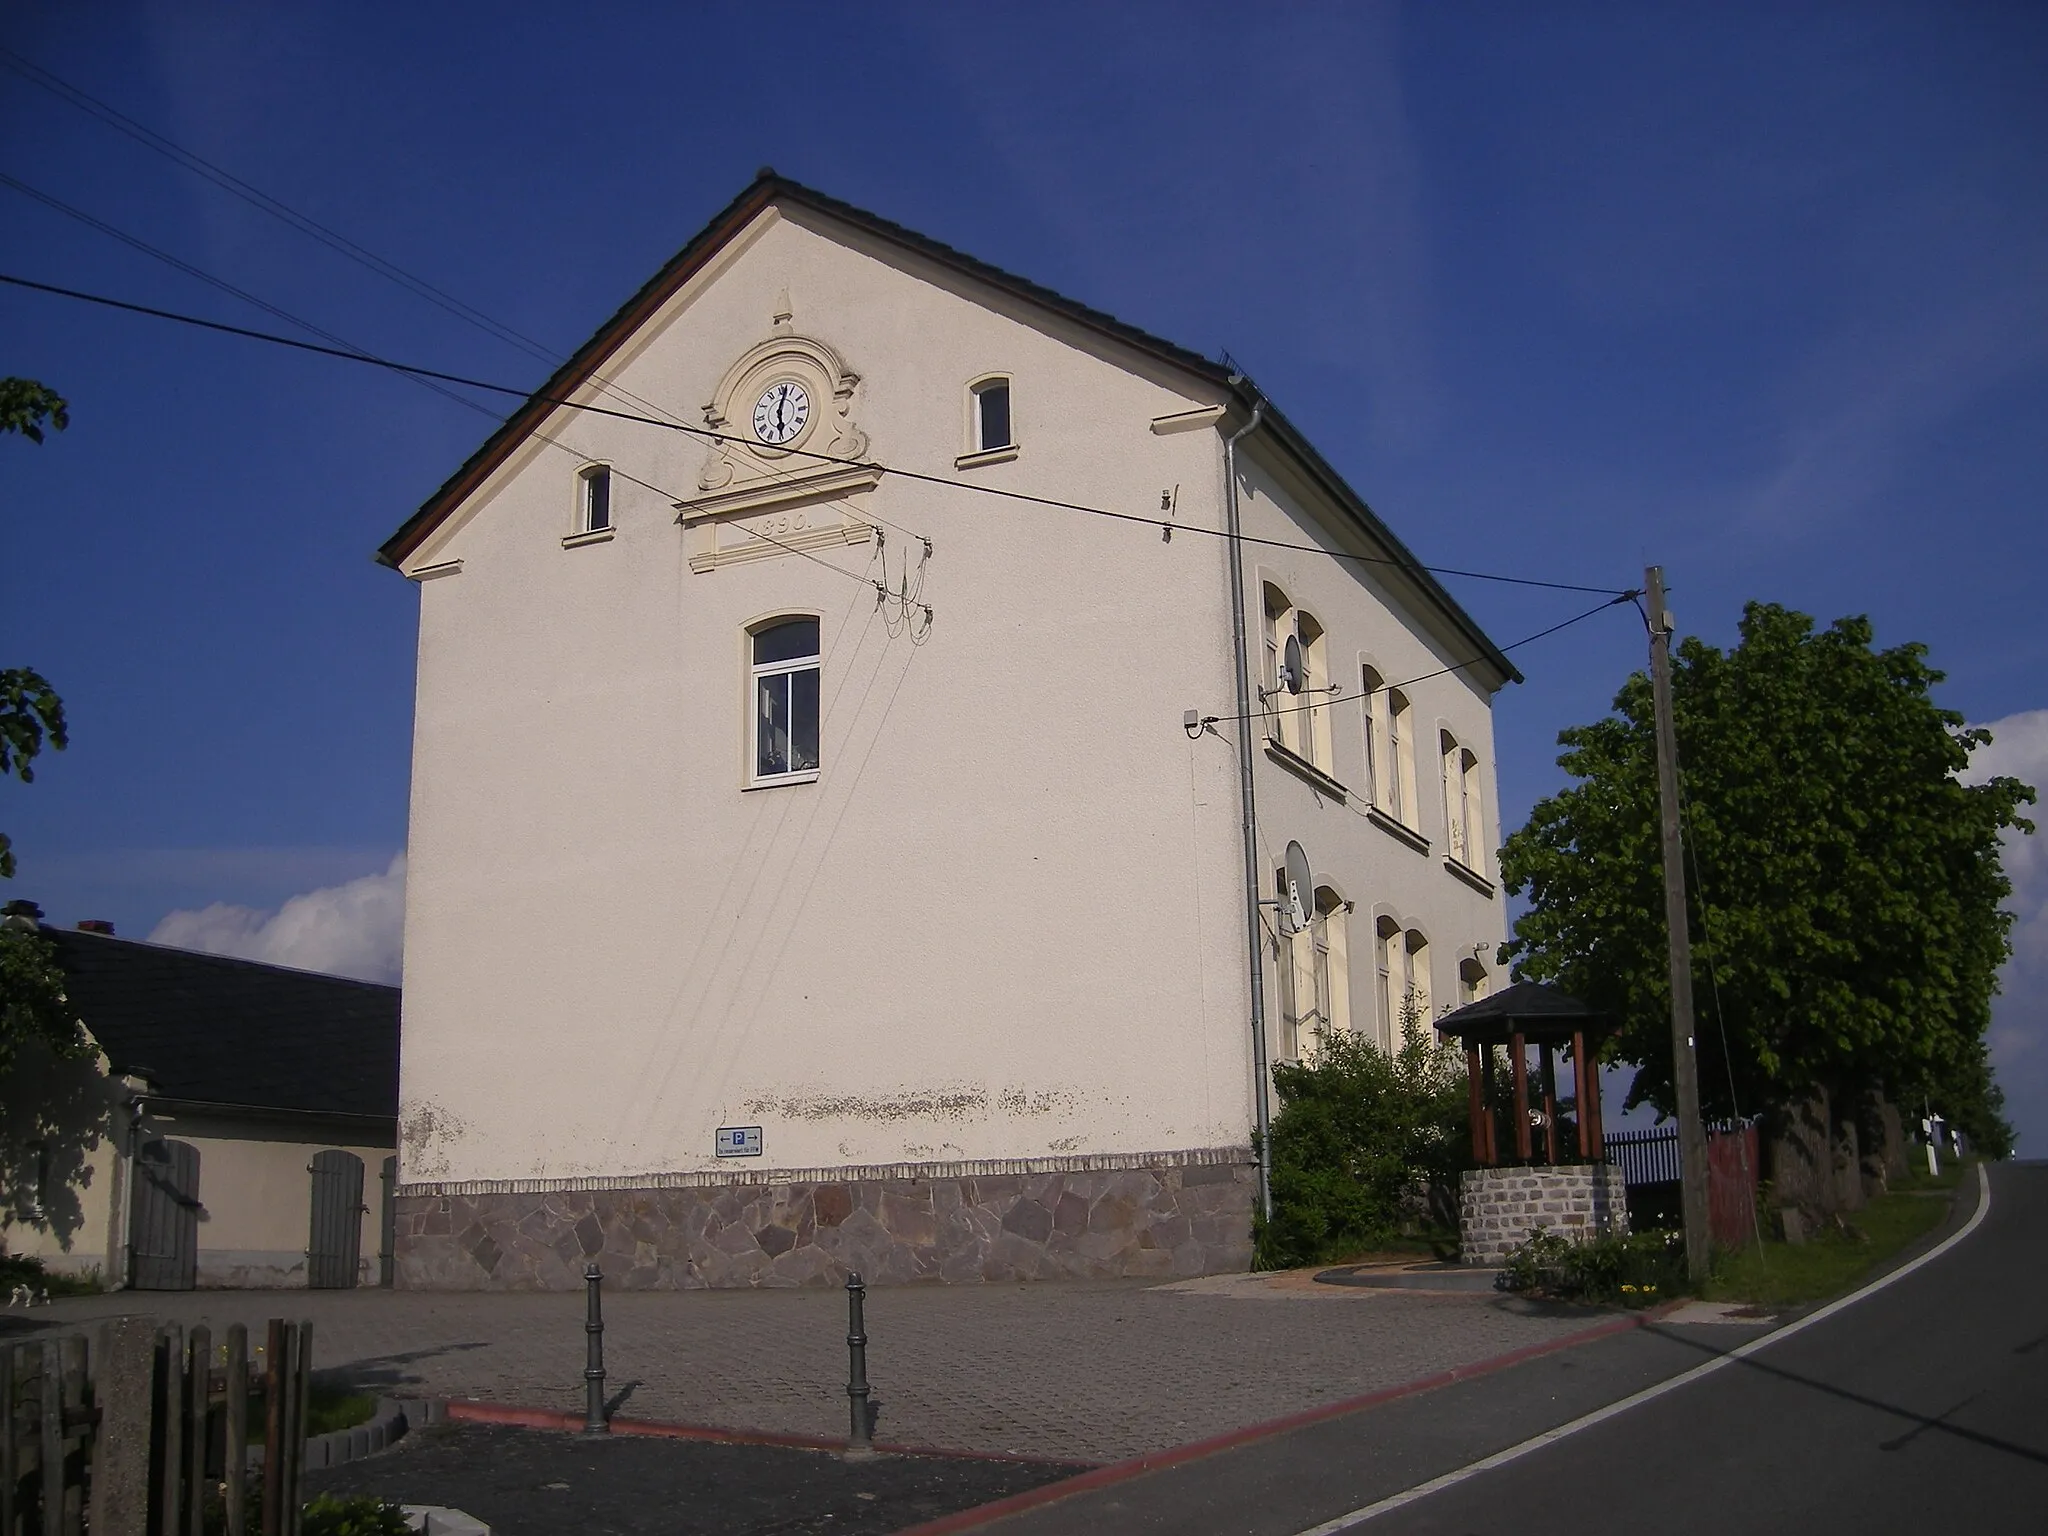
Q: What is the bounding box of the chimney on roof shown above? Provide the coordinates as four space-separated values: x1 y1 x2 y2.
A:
2 899 43 931
77 919 115 935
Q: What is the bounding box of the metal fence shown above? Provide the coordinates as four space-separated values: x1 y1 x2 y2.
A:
1604 1126 1682 1186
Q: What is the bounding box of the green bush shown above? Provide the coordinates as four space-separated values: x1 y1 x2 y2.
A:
301 1495 413 1536
1495 1228 1688 1306
1254 1027 1470 1268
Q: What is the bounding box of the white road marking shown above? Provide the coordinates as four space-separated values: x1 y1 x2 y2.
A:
1292 1163 1993 1534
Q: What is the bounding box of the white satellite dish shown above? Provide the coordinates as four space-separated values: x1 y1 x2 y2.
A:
1279 634 1305 696
1282 840 1312 935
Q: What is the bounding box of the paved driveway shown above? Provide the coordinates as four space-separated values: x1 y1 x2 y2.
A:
15 1271 1606 1464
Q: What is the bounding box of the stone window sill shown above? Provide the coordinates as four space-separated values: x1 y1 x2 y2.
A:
1444 855 1496 896
1366 805 1430 855
954 444 1020 470
744 770 819 792
1262 739 1348 801
562 527 615 549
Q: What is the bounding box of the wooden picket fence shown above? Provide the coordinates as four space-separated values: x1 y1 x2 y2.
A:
1 1316 313 1536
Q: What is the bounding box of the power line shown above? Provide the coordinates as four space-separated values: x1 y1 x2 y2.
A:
1192 592 1639 731
0 269 1632 599
0 46 933 551
0 213 883 596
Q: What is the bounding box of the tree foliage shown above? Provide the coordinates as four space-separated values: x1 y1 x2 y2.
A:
0 378 69 444
1499 603 2034 1152
0 380 80 1082
1255 1027 1469 1268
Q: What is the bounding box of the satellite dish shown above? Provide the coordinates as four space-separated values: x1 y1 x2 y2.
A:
1282 840 1312 935
1279 634 1305 696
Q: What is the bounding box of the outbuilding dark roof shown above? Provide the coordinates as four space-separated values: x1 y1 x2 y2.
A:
1433 980 1616 1047
43 927 399 1121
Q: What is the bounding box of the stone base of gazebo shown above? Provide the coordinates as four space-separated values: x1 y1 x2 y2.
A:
1459 1165 1630 1265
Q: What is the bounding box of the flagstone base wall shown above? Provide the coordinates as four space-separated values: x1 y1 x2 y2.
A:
1459 1164 1630 1266
393 1149 1257 1290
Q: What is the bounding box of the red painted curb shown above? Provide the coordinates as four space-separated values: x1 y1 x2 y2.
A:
891 1306 1673 1536
440 1400 1084 1467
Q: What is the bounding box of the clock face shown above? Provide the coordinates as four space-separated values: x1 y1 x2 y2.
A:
751 380 811 445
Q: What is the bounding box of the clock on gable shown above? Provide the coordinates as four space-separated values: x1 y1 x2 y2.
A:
677 301 883 574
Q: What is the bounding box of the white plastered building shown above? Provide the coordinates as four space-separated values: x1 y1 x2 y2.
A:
382 174 1516 1289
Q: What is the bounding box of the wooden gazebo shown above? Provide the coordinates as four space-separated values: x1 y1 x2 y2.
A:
1434 982 1614 1166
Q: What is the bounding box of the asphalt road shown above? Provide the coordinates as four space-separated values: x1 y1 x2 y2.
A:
959 1161 2045 1535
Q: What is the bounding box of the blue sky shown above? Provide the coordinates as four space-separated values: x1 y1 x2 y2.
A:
3 4 2044 1143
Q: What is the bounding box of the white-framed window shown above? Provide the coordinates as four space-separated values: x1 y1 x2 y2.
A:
1375 914 1399 1049
1386 688 1416 828
1297 613 1333 773
1403 929 1432 1042
749 616 821 785
974 377 1012 450
1277 879 1349 1061
1261 584 1298 757
1442 735 1485 872
578 464 612 534
1362 666 1386 808
1459 956 1491 1006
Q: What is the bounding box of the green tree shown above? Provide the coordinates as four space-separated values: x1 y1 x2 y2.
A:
0 379 69 444
1499 602 2034 1158
0 379 82 1073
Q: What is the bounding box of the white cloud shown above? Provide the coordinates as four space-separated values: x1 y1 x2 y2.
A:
148 853 406 984
1965 711 2048 1152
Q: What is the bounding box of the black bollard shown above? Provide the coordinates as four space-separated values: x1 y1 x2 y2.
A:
845 1270 874 1456
583 1261 609 1435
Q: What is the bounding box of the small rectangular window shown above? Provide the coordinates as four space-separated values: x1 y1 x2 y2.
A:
751 618 821 782
975 381 1012 451
580 466 612 533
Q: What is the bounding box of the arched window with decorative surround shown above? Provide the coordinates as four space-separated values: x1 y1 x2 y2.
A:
1459 956 1491 1006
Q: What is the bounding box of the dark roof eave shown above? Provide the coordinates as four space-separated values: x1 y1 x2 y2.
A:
140 1095 398 1139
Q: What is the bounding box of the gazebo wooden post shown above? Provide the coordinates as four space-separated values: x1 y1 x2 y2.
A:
1541 1043 1561 1164
1465 1042 1488 1164
1573 1029 1593 1160
1510 1031 1532 1162
1583 1034 1606 1159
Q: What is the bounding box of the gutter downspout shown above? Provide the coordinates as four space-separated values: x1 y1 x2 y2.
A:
1222 394 1273 1223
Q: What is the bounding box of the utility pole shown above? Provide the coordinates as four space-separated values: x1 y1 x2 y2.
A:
1646 566 1712 1285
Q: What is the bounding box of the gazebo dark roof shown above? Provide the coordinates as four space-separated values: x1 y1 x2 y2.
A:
1433 981 1614 1047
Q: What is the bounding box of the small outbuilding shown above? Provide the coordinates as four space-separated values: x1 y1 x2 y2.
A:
0 917 400 1290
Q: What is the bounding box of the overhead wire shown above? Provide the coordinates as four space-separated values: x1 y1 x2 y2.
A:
0 205 889 595
0 270 1630 599
0 46 934 549
1192 591 1640 732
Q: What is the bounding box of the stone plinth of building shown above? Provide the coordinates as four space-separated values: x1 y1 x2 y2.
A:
394 1149 1255 1290
1458 1164 1629 1266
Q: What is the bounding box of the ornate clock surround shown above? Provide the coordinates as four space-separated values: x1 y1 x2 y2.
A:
676 316 882 574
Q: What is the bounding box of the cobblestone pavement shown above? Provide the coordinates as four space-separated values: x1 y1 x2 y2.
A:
19 1273 1606 1464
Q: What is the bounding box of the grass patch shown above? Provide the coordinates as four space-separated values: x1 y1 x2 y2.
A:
0 1254 103 1300
242 1382 378 1442
1704 1159 1968 1307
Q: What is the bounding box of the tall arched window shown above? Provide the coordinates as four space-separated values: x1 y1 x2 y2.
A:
1402 930 1432 1044
1297 612 1333 773
1362 666 1388 810
1442 733 1485 870
1375 914 1402 1048
1261 584 1301 758
1278 881 1351 1061
1459 956 1491 1005
749 617 821 785
1386 688 1415 827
